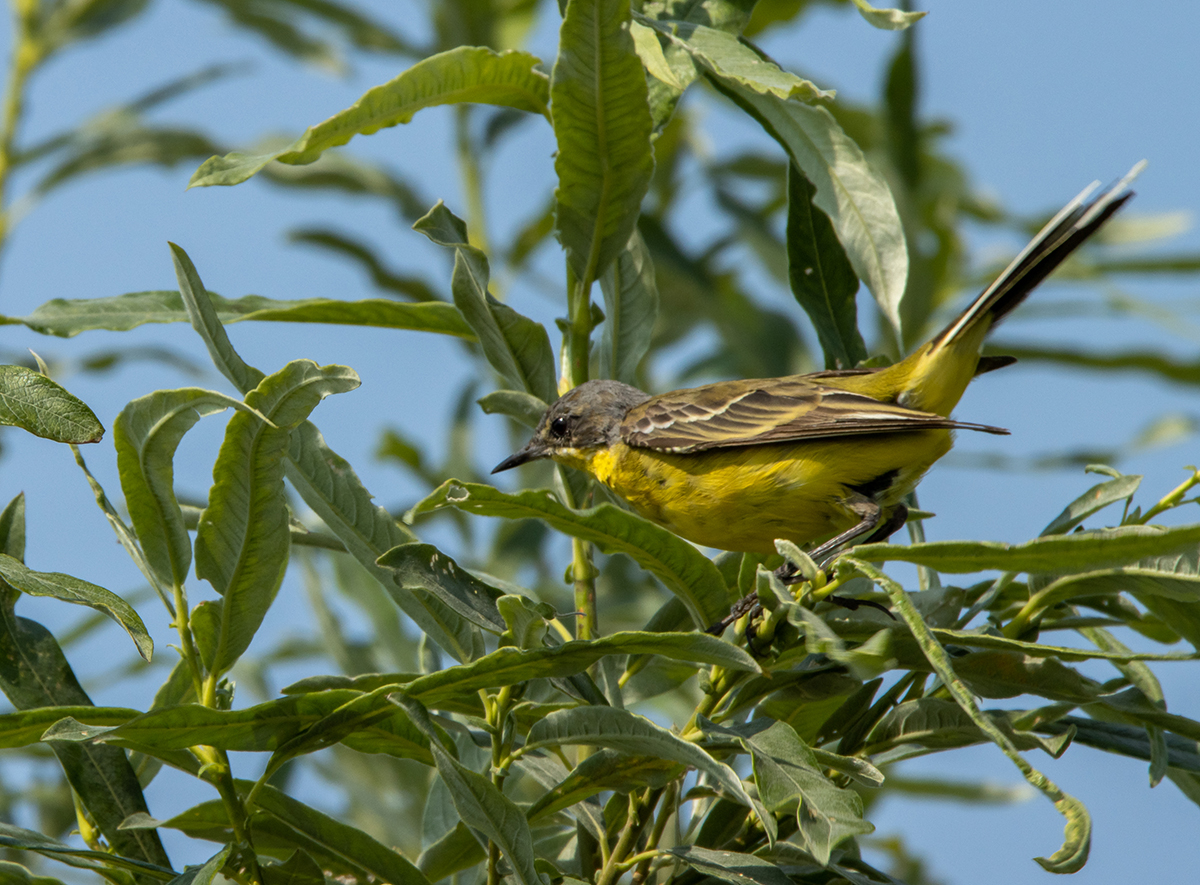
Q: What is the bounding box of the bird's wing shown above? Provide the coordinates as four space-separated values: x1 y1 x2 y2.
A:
621 376 1007 453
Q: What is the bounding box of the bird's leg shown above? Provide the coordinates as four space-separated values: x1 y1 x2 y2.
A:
707 502 909 636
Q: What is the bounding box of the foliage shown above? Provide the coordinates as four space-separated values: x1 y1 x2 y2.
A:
0 2 1196 885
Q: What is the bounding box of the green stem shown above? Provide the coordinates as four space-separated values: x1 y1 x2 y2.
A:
1131 467 1200 525
596 788 662 885
631 783 677 885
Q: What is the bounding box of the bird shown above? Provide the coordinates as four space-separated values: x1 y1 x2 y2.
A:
493 168 1137 582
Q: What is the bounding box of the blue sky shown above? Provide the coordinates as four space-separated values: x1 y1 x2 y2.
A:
0 2 1197 882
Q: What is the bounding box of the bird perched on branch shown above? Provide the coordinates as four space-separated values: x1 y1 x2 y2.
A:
494 168 1138 579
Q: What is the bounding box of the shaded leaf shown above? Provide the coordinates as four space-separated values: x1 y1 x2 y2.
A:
0 555 151 660
599 229 659 385
786 165 866 369
377 543 506 634
668 846 792 885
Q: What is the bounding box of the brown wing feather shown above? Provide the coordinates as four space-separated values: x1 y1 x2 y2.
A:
621 376 1007 453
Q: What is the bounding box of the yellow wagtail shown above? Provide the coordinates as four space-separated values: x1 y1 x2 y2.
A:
494 170 1136 571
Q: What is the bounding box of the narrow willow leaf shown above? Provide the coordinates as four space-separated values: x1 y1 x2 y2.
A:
667 846 792 885
849 0 926 30
11 290 472 339
414 203 557 403
0 823 175 880
195 361 359 675
0 707 137 748
849 558 1092 874
706 79 907 334
552 0 655 288
786 166 866 370
402 629 757 707
262 849 323 885
642 17 831 101
854 522 1200 574
115 389 250 590
991 343 1200 387
191 47 550 186
0 859 69 885
526 707 754 809
0 555 151 660
394 694 544 885
76 690 430 763
376 543 505 634
252 785 431 885
45 716 203 778
476 390 549 429
1041 474 1143 536
929 626 1199 664
408 480 735 627
0 366 103 443
599 229 659 385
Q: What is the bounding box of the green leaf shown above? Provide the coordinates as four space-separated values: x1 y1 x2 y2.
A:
598 229 659 385
525 749 680 825
0 859 69 885
194 360 359 674
641 17 831 102
190 47 550 186
67 690 431 763
0 707 137 748
394 694 545 885
167 844 231 885
786 165 866 370
525 707 754 810
630 21 686 89
1040 474 1143 536
0 555 151 661
284 421 481 663
552 0 655 289
849 0 926 30
854 522 1200 574
376 543 506 634
705 718 871 864
705 78 907 335
115 389 251 591
407 480 735 627
402 629 757 707
9 290 473 339
251 785 431 885
476 390 549 429
850 558 1092 874
414 203 558 404
0 823 175 881
0 366 103 443
667 846 792 885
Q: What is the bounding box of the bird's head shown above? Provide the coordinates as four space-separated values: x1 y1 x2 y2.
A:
492 379 649 473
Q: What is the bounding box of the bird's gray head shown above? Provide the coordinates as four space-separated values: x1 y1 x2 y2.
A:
491 380 650 473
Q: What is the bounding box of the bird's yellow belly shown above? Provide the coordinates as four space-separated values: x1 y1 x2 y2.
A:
573 434 951 555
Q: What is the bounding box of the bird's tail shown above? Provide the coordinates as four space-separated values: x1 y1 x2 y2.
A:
893 162 1142 416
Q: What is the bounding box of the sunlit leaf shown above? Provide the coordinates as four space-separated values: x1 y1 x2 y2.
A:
191 47 550 186
0 366 103 443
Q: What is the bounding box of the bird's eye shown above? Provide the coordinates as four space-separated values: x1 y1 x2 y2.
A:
549 416 569 438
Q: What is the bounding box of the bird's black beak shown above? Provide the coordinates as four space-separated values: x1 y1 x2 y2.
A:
491 440 548 474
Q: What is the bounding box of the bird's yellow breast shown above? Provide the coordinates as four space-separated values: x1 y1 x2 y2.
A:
555 433 951 554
